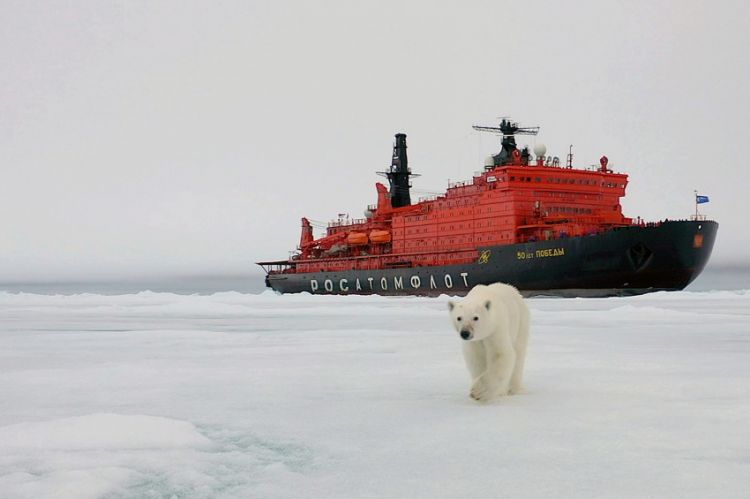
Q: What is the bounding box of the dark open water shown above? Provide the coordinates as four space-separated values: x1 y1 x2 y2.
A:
0 265 747 296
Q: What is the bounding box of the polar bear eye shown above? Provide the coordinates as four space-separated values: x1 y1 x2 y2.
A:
473 316 479 321
456 316 462 322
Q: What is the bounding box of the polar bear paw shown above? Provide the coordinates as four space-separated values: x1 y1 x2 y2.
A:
470 378 496 402
508 384 524 395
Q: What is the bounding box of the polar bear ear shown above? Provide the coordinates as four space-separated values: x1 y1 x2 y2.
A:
484 300 491 311
448 300 455 311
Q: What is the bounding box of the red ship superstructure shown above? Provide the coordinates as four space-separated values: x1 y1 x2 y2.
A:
293 122 629 271
259 119 717 296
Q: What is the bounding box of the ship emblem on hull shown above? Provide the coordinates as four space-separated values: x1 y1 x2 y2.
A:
478 250 491 264
627 242 653 271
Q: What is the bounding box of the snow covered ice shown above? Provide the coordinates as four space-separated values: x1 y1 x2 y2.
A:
1 289 749 498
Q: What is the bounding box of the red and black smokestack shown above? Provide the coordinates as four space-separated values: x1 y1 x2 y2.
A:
386 133 411 208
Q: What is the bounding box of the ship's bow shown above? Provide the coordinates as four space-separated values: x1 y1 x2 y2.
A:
669 219 718 287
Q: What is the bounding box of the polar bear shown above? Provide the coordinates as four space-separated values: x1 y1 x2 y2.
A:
448 283 530 402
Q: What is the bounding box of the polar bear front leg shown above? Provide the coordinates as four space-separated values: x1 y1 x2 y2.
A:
463 342 491 400
470 355 515 401
472 337 516 401
485 350 516 398
462 341 486 380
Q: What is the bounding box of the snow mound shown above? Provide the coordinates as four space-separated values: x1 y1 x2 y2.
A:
0 413 211 451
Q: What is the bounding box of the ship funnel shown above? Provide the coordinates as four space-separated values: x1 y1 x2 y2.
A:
377 133 420 208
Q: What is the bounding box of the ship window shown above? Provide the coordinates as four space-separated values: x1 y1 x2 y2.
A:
510 176 515 181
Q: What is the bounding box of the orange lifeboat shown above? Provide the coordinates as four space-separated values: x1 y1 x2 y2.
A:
347 232 369 246
369 230 391 244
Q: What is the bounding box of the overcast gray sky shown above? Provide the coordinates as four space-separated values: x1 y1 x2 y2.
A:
2 0 748 281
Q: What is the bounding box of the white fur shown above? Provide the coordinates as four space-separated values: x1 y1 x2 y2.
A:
448 283 530 402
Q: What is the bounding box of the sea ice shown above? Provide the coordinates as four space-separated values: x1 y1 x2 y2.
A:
0 289 748 498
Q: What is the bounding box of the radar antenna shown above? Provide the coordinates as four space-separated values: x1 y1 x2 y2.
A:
472 118 540 169
472 118 540 137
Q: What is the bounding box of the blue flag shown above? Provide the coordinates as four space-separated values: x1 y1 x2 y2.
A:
696 195 710 204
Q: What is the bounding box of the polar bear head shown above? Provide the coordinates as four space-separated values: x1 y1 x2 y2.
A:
448 297 493 341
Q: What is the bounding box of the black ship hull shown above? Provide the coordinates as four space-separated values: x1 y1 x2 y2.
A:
265 220 718 297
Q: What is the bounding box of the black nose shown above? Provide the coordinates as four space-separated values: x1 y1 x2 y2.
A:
460 330 471 340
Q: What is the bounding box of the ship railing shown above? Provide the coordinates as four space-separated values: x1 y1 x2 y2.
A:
448 181 468 189
295 247 476 265
328 218 368 228
257 260 295 274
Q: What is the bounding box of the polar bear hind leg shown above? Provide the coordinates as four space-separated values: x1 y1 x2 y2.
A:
509 299 530 394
